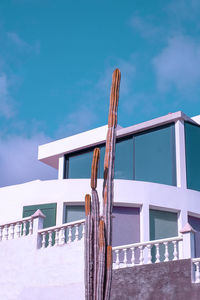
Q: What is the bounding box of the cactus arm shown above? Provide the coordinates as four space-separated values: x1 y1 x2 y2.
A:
104 245 112 300
91 148 100 299
84 194 93 300
97 219 106 300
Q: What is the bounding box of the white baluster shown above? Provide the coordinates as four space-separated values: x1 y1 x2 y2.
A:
123 248 128 267
164 242 169 262
20 223 23 236
75 224 79 241
0 226 3 241
195 262 200 283
55 229 59 246
23 221 27 236
60 227 65 245
155 243 160 263
10 224 15 239
4 225 9 240
82 223 85 240
147 244 152 264
16 222 21 238
172 241 178 260
41 232 46 249
131 247 136 266
68 226 72 243
48 231 53 247
29 219 33 235
115 250 120 269
139 246 144 265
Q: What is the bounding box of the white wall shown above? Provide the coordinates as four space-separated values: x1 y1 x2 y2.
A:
0 234 84 300
1 178 200 243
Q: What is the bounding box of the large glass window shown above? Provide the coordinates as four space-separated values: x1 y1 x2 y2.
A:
115 138 134 179
134 124 176 185
67 150 93 179
185 122 200 191
65 145 105 179
64 123 176 186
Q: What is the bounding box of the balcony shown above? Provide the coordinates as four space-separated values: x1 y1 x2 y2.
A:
0 211 199 299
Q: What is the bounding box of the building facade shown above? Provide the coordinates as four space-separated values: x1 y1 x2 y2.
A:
1 110 200 299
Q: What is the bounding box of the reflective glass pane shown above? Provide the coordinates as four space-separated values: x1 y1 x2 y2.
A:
134 124 176 185
114 138 134 179
150 209 178 262
185 122 200 191
68 150 93 178
65 205 85 241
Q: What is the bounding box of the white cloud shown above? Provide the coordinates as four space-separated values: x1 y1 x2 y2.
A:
153 35 200 91
7 32 30 50
130 16 161 39
7 32 40 54
0 134 57 187
0 73 15 118
168 0 200 22
56 106 97 138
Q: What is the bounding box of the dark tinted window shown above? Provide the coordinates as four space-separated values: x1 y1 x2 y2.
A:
115 138 134 179
135 124 176 185
185 122 200 191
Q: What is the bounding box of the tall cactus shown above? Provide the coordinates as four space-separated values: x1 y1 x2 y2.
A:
84 69 121 300
103 68 121 246
103 68 121 300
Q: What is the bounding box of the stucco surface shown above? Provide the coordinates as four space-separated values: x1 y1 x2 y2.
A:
111 259 200 300
0 235 84 300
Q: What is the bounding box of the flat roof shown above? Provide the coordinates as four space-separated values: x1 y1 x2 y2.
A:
38 111 196 169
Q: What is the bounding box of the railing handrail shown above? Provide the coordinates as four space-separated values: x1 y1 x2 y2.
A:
38 218 85 234
192 258 200 263
112 235 183 251
0 216 33 228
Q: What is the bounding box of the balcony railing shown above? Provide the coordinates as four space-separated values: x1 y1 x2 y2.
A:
192 258 200 283
38 219 85 248
0 216 35 241
112 236 183 269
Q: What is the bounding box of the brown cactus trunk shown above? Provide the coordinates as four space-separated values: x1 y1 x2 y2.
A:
85 194 93 300
103 69 121 299
84 69 121 300
97 219 106 300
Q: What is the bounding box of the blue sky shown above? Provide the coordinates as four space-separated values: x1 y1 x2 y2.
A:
0 0 200 186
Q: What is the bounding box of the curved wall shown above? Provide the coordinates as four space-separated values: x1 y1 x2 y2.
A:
0 178 200 243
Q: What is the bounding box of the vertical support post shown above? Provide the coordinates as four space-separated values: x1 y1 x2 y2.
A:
31 209 46 248
140 204 150 264
180 223 196 259
178 210 188 259
175 120 187 188
58 156 64 180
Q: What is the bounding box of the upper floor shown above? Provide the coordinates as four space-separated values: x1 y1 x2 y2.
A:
38 111 200 192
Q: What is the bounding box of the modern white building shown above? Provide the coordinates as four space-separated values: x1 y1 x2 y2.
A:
1 110 200 299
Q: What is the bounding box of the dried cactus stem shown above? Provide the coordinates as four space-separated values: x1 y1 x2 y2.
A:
104 245 113 300
97 219 106 300
92 189 100 299
102 68 121 298
85 194 93 300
